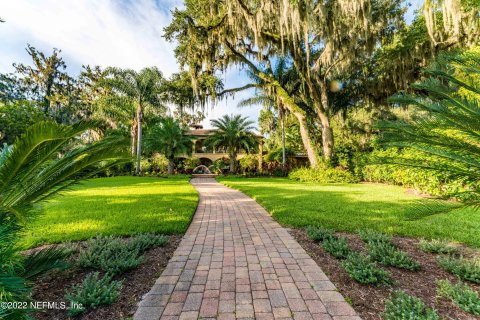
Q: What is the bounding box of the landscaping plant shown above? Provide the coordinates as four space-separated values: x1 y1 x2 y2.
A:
418 239 458 255
305 225 334 242
65 272 123 316
360 230 420 270
437 279 480 315
342 253 392 285
437 256 480 284
78 234 168 275
0 121 128 320
321 236 352 259
382 290 440 320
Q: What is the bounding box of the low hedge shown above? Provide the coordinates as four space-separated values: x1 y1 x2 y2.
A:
289 166 359 184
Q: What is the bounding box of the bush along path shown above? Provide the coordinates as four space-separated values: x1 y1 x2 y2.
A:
295 227 480 319
134 178 360 319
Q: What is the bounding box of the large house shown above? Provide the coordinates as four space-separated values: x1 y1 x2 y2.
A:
181 124 264 169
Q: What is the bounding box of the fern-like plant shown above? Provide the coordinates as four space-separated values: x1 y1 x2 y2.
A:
0 121 128 319
378 51 480 205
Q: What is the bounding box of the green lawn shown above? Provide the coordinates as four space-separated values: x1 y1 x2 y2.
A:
24 176 198 247
218 177 480 248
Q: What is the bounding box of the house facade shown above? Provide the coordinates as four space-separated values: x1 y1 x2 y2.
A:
180 124 263 169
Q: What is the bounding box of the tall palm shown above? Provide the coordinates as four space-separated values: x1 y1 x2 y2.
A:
101 67 165 175
144 117 193 174
378 52 480 205
206 115 258 173
0 121 128 319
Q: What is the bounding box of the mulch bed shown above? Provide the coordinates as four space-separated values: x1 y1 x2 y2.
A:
291 229 480 320
32 235 181 320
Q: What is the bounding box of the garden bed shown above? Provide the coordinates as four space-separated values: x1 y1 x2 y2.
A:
291 229 480 320
32 235 181 320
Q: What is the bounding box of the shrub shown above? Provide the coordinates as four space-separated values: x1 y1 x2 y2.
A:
65 272 122 316
437 279 480 315
305 225 334 242
289 166 359 183
382 291 440 320
239 154 259 172
140 158 152 173
368 241 420 271
342 253 391 285
359 229 392 245
184 157 201 170
150 153 169 173
129 233 168 252
418 239 458 255
437 256 480 284
78 234 168 275
322 236 352 259
362 148 478 201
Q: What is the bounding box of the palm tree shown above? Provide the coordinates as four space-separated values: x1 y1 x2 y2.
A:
101 67 165 175
144 117 193 175
0 121 128 319
205 114 258 173
378 52 480 205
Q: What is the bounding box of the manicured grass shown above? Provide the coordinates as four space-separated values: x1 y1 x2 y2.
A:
218 177 480 248
24 176 198 247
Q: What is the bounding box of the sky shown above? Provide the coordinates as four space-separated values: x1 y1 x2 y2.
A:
0 0 423 128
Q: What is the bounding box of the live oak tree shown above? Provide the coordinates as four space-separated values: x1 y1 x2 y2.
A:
165 0 405 166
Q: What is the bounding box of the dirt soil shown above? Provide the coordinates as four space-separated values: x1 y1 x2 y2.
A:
291 229 480 320
32 235 181 320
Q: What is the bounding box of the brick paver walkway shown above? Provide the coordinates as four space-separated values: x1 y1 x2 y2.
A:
134 178 360 320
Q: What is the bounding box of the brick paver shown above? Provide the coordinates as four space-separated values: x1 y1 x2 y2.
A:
134 178 360 320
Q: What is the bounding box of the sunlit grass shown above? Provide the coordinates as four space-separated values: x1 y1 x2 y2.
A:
24 176 198 247
218 177 480 248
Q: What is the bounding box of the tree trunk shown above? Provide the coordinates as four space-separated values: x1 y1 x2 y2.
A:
135 105 142 175
318 84 334 161
280 108 286 168
294 112 318 168
168 159 175 175
131 119 137 157
229 153 237 173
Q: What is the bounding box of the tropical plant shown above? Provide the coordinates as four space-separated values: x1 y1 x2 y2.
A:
144 117 193 174
101 67 166 175
0 121 128 319
378 51 480 205
205 115 258 173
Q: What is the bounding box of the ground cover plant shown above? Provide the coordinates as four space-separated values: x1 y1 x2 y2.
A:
342 253 392 286
382 291 440 320
291 228 478 320
65 272 123 316
24 176 198 247
418 239 459 255
437 279 480 315
218 177 480 247
437 256 480 284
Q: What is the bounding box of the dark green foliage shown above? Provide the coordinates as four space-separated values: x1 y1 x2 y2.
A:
322 236 352 259
368 241 420 271
77 234 168 275
437 256 480 284
305 225 334 242
377 52 480 205
359 229 392 245
418 239 458 255
65 272 122 316
0 122 128 320
289 167 359 183
0 100 47 144
342 253 392 285
382 291 440 320
437 279 480 315
360 230 419 270
205 114 258 173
